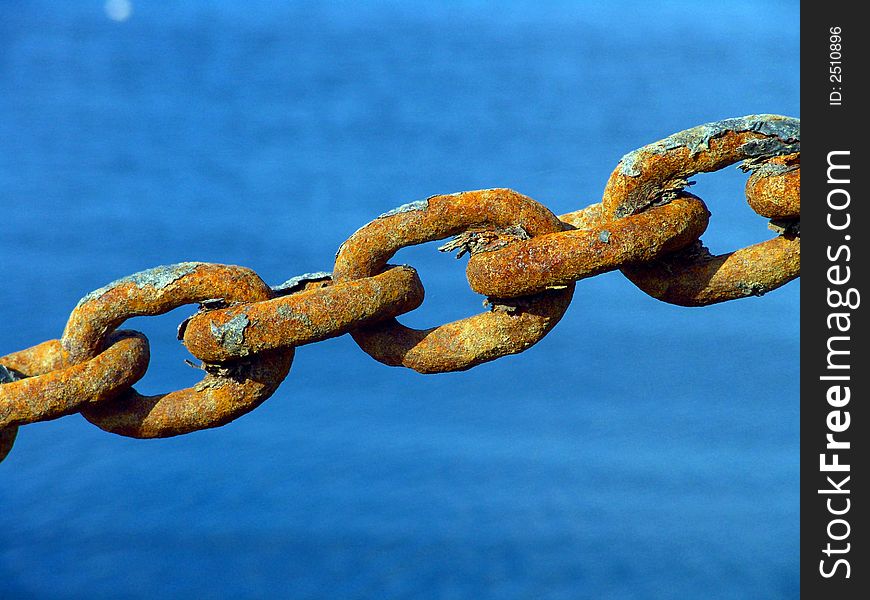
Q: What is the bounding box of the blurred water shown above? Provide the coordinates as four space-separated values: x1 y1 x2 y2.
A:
0 1 799 599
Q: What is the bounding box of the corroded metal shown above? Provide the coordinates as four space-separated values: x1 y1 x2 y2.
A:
745 153 800 218
0 331 149 428
62 262 275 363
0 116 803 458
559 202 606 231
182 265 425 363
603 115 800 218
621 236 800 306
0 340 63 379
1 364 24 463
333 188 575 373
80 348 293 438
465 194 710 298
602 115 800 306
61 263 294 438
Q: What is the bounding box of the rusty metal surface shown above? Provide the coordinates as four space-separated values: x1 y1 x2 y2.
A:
333 189 575 373
745 153 800 219
61 262 275 364
465 195 710 298
558 202 605 231
602 115 800 219
60 262 294 438
1 364 24 463
0 115 800 461
0 331 149 428
1 338 65 376
182 265 424 363
622 236 800 306
80 348 294 438
601 115 800 306
346 288 574 373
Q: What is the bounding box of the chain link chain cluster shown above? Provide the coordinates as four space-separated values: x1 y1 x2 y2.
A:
1 115 800 463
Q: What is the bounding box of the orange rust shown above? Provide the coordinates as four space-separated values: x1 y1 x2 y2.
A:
62 262 274 364
622 236 800 306
603 132 763 216
466 195 710 298
0 331 150 428
333 189 574 373
60 262 294 438
746 155 800 218
1 365 25 463
348 288 573 373
602 120 797 218
559 202 605 230
334 189 571 280
1 338 65 376
182 265 425 363
81 348 294 438
602 117 800 305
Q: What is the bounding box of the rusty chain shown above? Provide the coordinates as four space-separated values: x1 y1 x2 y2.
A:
0 114 800 463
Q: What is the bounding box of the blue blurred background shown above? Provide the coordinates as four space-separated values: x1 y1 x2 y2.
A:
0 1 799 598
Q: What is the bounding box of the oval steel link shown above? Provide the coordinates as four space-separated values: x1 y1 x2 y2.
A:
333 189 575 374
0 331 149 427
602 115 800 306
182 265 425 363
465 194 710 298
61 262 294 438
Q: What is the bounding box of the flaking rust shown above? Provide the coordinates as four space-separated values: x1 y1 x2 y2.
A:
183 265 425 363
75 262 204 309
333 188 575 373
438 225 531 259
63 262 274 364
59 262 294 438
377 199 430 219
602 115 800 305
465 195 710 298
334 189 569 280
618 114 799 177
272 271 332 295
607 114 800 218
209 313 251 357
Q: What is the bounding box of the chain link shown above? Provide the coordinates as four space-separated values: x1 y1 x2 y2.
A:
333 188 576 373
602 114 800 306
0 114 800 463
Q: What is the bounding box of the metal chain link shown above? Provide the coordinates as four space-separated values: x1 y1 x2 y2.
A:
0 114 800 463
